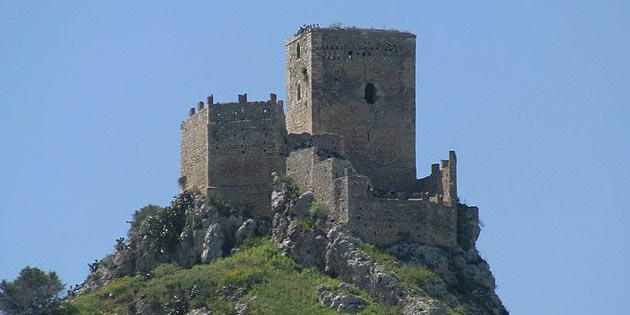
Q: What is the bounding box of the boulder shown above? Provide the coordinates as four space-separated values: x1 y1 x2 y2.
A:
289 191 314 218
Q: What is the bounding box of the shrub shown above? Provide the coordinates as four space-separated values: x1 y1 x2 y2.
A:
294 218 316 231
308 201 327 218
274 175 302 201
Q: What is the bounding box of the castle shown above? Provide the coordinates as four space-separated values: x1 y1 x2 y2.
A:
180 26 479 248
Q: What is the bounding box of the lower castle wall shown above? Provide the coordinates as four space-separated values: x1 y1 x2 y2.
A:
343 175 457 247
287 146 458 247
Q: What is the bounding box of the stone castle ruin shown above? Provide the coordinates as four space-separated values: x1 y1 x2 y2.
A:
180 26 479 248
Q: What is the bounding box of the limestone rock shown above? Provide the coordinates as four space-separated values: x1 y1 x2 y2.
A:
288 191 313 218
235 295 257 314
187 307 210 315
403 298 447 315
319 291 367 313
201 223 224 263
235 219 257 244
274 215 327 268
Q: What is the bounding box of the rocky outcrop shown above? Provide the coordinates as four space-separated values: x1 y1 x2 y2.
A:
82 191 269 292
79 176 506 314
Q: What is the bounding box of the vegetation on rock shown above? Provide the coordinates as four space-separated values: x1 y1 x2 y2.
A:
71 238 399 314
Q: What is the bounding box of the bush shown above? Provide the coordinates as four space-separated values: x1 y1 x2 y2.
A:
138 192 196 263
274 175 302 201
295 218 316 231
308 201 327 218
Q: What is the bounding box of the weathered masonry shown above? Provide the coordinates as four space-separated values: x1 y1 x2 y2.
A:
286 139 459 247
285 27 417 193
180 93 286 217
179 26 478 249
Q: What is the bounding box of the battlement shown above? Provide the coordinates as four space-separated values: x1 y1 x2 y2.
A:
286 25 415 45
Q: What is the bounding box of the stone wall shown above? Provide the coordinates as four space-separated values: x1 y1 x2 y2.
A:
286 132 345 157
286 27 417 193
180 94 286 218
416 151 457 207
342 175 457 247
285 32 314 134
207 94 287 217
287 145 458 247
180 105 209 192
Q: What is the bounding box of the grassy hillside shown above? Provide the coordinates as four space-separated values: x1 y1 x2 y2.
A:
71 238 401 314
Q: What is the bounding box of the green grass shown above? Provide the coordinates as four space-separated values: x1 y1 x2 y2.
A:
359 243 440 293
72 238 401 315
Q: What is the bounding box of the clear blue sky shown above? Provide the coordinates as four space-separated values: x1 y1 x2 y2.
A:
1 1 628 314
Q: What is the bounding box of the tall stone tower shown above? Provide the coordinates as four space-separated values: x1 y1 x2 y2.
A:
285 27 417 192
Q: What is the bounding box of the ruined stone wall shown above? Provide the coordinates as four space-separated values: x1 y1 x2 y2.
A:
286 27 417 192
286 145 351 213
287 146 457 248
416 151 457 207
342 175 457 247
206 94 286 217
180 105 209 192
286 147 317 192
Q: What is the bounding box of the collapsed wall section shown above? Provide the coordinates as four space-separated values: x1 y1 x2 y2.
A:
207 94 287 217
287 144 458 247
416 151 457 207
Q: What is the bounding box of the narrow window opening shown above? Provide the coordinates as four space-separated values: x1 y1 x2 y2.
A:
297 83 301 100
367 132 370 142
296 43 301 59
364 83 376 104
